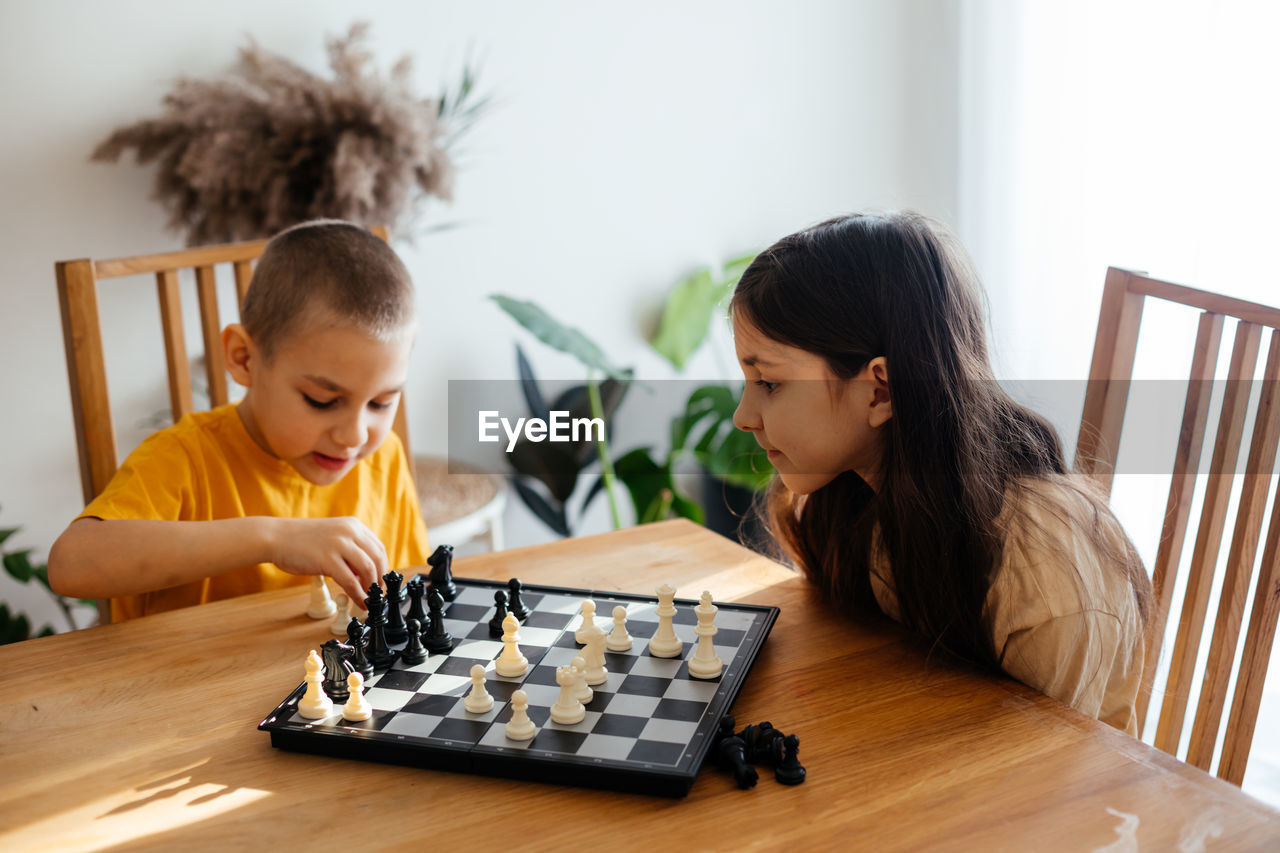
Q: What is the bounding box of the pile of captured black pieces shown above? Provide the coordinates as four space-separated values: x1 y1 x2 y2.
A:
713 715 806 789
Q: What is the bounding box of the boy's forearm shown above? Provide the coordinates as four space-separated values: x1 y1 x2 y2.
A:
48 517 280 599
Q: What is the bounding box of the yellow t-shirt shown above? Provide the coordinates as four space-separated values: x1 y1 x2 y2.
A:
871 477 1146 735
78 403 430 622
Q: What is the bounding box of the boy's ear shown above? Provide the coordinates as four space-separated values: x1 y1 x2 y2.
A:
223 324 255 387
867 357 892 428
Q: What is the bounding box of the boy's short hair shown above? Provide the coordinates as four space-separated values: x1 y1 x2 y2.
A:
241 220 415 359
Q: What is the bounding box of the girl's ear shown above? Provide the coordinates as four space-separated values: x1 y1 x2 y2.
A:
867 357 892 428
223 324 255 387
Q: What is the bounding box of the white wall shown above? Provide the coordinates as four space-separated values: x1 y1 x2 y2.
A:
0 0 959 631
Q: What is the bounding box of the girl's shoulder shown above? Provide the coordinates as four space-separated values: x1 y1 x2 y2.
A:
988 475 1141 634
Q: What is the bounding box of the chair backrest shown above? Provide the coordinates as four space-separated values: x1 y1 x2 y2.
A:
1077 266 1280 786
55 227 412 619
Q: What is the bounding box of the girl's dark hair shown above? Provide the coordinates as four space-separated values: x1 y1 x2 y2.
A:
732 211 1151 670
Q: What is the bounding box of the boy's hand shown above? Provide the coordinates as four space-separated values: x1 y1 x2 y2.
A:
271 517 388 607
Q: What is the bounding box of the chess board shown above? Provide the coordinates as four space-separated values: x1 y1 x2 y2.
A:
259 577 779 797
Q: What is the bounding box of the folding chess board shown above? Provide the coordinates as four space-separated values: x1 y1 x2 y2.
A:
259 577 779 797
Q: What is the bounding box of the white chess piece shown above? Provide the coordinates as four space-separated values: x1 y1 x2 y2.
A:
342 671 372 721
574 599 597 644
495 612 528 677
505 689 537 741
688 590 723 679
606 605 633 651
570 654 593 705
549 665 586 724
464 664 495 713
298 649 334 719
647 583 682 658
307 576 338 619
329 593 352 635
582 623 608 685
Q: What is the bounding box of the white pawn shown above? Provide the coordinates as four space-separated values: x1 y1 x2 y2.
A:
570 654 593 704
582 623 607 685
307 576 337 619
606 605 633 651
574 599 598 644
550 665 586 725
648 583 682 658
495 612 528 677
505 689 537 741
329 593 352 635
298 649 333 719
342 671 372 721
688 590 723 679
464 664 495 713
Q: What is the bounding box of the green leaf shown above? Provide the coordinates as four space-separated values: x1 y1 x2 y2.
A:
490 295 628 380
3 550 34 583
650 268 716 370
612 448 670 525
511 478 570 537
0 527 18 548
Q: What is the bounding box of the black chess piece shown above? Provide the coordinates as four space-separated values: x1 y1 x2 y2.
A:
488 589 509 638
383 571 407 643
714 715 736 749
347 618 374 681
363 583 399 670
406 577 428 627
716 734 758 789
507 577 529 621
320 638 355 702
401 618 429 665
424 589 453 653
427 544 458 601
774 733 806 786
740 721 785 766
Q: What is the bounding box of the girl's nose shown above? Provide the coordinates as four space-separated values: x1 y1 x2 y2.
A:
733 394 760 432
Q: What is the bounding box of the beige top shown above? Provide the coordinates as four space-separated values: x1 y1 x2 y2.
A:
870 478 1146 735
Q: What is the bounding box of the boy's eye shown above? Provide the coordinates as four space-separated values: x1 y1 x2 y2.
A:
303 394 336 410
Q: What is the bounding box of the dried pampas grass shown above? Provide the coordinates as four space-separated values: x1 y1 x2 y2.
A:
92 22 486 246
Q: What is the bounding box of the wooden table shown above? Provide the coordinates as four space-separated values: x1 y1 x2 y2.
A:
3 520 1277 851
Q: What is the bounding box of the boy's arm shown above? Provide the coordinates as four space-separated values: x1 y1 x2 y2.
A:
48 516 386 606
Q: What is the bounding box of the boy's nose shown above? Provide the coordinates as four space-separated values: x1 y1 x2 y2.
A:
334 411 369 448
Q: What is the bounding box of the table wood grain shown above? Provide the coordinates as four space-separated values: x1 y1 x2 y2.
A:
2 520 1277 851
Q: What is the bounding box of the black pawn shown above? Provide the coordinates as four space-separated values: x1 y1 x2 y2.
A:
716 734 758 789
401 618 429 665
427 544 458 601
424 589 453 653
364 583 398 670
507 577 529 621
488 589 509 638
383 571 407 643
774 734 806 786
406 577 428 627
741 721 785 766
347 618 374 681
713 715 736 750
320 638 355 702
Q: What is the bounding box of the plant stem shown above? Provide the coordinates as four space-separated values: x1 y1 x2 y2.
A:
587 372 622 530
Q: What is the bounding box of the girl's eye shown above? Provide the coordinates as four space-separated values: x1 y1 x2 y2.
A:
303 394 336 410
368 400 391 411
754 379 778 394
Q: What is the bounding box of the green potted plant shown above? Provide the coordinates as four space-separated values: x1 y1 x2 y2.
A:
1 509 93 643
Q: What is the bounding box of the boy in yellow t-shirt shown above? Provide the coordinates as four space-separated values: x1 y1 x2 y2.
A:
49 220 430 621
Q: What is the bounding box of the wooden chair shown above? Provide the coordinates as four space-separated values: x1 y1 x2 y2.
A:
56 227 414 623
1077 266 1280 786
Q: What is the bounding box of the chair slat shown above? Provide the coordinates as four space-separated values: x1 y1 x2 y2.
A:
1077 268 1145 495
1135 311 1224 733
1154 320 1263 754
1218 463 1280 784
195 265 228 406
156 269 194 421
233 259 253 309
55 260 119 505
1132 275 1280 329
95 239 270 279
1186 330 1280 768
